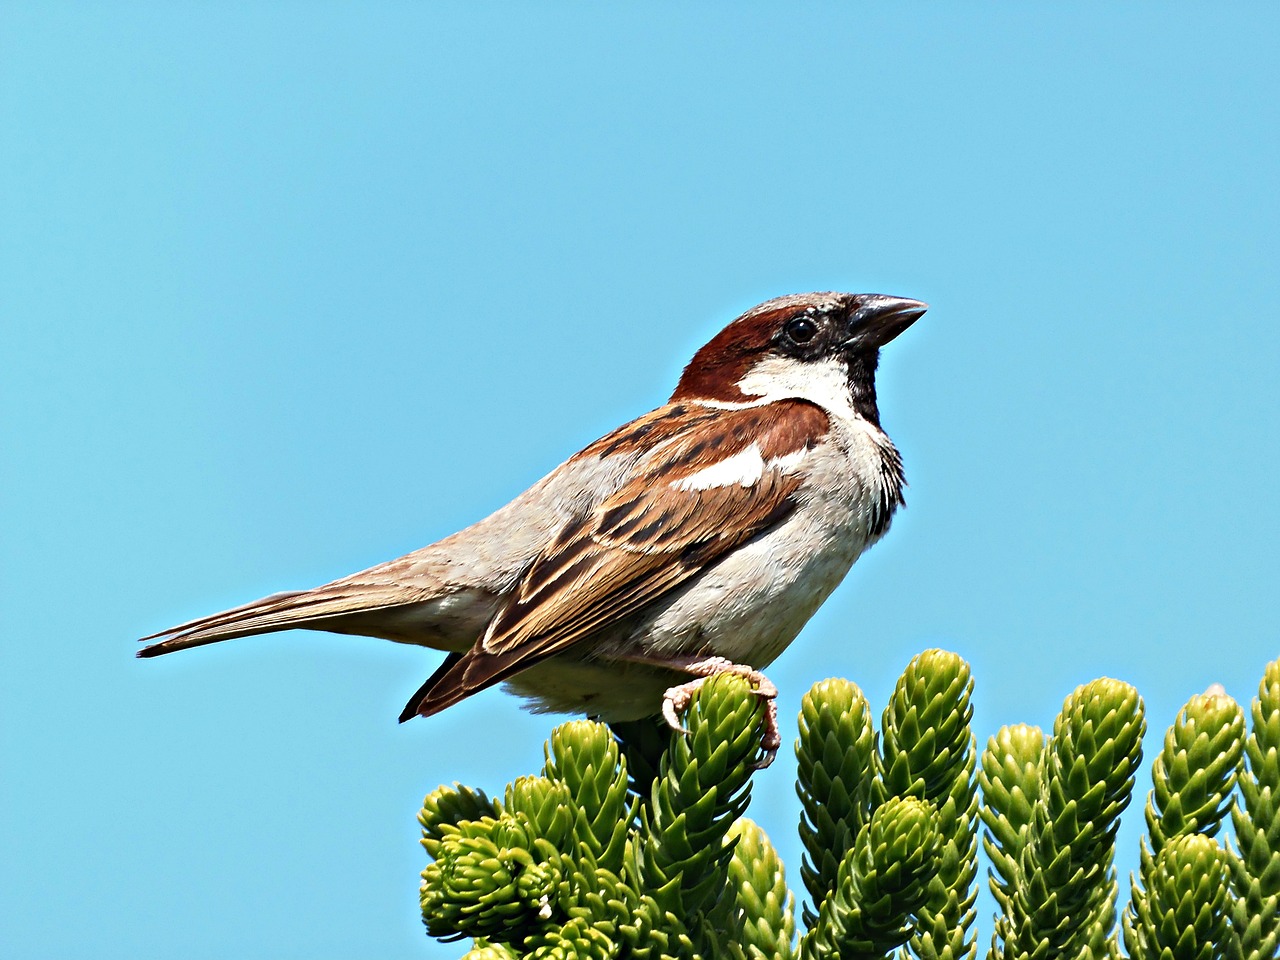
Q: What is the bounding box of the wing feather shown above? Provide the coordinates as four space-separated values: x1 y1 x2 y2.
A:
406 400 829 718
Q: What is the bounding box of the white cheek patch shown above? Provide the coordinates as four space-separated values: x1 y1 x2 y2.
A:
735 355 853 416
671 442 808 492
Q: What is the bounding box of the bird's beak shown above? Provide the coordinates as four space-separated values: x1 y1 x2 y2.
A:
843 295 928 349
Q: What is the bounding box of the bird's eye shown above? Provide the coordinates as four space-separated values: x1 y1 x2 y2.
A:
785 316 818 344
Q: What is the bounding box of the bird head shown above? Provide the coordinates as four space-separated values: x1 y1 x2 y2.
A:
671 292 927 423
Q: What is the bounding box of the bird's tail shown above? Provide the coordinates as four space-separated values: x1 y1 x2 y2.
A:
137 584 422 658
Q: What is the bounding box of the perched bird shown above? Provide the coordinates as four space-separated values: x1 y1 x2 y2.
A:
139 292 925 764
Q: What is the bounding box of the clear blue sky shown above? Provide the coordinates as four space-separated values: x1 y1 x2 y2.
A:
3 5 1277 957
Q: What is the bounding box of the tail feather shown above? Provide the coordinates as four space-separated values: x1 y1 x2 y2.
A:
137 585 424 658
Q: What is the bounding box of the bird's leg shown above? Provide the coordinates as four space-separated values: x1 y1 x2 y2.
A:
617 653 781 769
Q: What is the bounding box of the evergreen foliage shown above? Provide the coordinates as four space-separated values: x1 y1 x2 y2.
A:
418 653 1280 959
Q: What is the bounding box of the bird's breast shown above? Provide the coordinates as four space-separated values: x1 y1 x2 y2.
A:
604 417 903 666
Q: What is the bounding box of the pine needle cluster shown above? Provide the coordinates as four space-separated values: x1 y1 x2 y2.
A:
417 654 1280 959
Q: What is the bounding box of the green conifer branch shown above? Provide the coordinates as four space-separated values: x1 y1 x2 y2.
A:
872 649 979 960
541 719 636 873
419 814 561 943
977 722 1044 935
801 796 942 960
1122 834 1234 960
988 678 1145 959
1145 690 1246 848
420 782 499 859
502 776 576 849
720 817 797 960
1232 658 1280 960
1122 687 1246 955
796 678 876 927
416 653 1280 960
628 673 765 925
460 941 519 959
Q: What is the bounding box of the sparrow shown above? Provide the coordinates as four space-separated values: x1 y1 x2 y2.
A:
139 292 926 765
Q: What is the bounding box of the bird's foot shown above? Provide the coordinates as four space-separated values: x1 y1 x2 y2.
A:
652 656 781 769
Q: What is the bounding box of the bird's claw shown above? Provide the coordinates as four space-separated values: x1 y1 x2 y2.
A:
658 659 782 768
661 691 692 736
752 698 782 769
